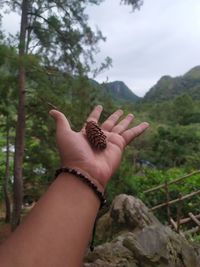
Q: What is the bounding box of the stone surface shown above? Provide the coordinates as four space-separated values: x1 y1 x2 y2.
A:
84 194 200 267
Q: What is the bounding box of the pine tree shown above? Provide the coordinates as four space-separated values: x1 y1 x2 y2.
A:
0 44 18 223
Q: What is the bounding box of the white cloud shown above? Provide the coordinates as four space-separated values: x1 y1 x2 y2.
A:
87 0 200 96
2 12 20 35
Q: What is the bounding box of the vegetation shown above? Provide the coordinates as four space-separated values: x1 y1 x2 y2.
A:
143 66 200 101
102 81 140 103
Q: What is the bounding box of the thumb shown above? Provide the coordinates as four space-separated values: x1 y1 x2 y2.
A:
49 109 71 131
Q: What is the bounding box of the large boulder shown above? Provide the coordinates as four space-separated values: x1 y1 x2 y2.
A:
84 194 200 267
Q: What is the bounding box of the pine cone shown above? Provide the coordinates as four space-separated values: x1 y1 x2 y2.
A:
85 121 107 150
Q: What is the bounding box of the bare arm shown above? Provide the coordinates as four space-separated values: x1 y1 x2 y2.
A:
0 105 149 267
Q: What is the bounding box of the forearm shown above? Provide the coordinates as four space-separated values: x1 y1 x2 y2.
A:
0 173 101 267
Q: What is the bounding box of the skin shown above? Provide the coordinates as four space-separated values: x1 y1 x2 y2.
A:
0 105 149 267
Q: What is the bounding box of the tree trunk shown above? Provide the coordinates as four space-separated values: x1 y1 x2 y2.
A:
3 118 11 223
12 0 29 230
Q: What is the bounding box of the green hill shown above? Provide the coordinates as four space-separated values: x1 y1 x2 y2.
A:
143 66 200 102
184 66 200 80
101 81 140 103
90 79 140 104
90 66 200 104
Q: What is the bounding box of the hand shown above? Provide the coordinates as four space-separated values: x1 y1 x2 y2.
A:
50 105 149 189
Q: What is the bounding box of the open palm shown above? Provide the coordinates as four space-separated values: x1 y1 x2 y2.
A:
50 105 149 189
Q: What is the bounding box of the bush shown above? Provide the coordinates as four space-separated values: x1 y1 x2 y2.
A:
107 166 200 224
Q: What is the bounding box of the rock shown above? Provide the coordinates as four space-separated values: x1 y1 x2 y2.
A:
96 194 161 242
84 236 138 267
84 194 200 267
110 194 160 228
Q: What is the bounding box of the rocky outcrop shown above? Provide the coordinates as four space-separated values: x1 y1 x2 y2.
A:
84 194 200 267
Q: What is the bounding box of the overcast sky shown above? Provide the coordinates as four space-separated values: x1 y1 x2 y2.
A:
2 0 200 96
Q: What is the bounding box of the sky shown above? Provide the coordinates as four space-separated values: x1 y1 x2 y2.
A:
2 0 200 96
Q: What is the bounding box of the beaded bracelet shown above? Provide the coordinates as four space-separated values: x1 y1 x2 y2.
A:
54 167 107 251
55 167 106 208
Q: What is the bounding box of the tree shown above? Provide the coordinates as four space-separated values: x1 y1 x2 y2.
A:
172 94 194 125
148 125 200 168
0 44 18 223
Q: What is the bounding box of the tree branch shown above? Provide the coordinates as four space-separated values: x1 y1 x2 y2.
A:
120 0 143 10
27 11 79 66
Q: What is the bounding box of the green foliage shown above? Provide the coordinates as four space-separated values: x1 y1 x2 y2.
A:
0 44 17 206
184 66 200 80
147 124 200 168
107 166 200 224
172 94 194 124
148 101 174 123
192 234 200 245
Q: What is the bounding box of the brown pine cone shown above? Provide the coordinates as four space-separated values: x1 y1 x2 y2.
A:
85 121 107 150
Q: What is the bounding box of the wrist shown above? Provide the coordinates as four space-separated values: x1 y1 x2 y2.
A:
55 166 106 208
61 161 107 191
67 166 105 193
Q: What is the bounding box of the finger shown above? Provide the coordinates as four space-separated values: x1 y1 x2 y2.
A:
86 105 103 123
101 109 123 131
49 109 71 132
122 122 149 145
112 113 134 134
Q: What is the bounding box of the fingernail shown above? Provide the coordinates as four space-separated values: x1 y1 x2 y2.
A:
117 109 123 115
143 122 150 127
49 110 54 116
96 105 103 110
127 113 134 118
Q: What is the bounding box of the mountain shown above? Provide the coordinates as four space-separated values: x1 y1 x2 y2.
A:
101 81 140 103
91 65 200 104
184 66 200 80
143 66 200 102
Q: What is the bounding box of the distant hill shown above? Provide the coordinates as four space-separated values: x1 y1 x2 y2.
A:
90 79 140 104
101 81 140 103
143 66 200 102
184 66 200 80
90 66 200 104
